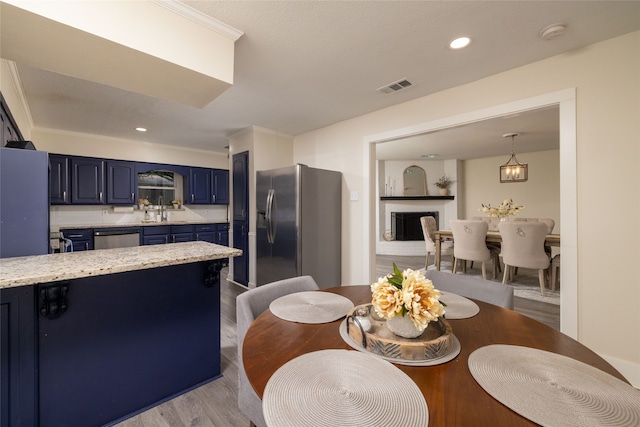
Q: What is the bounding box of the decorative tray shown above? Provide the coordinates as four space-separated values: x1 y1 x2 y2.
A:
339 304 460 366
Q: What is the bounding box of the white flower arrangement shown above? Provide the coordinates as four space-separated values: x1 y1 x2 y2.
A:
479 198 525 218
370 264 445 332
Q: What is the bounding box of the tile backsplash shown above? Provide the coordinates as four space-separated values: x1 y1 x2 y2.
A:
50 205 228 230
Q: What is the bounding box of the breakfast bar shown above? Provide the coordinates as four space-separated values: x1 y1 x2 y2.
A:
0 242 241 427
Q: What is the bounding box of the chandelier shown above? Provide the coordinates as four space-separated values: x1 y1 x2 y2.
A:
500 133 528 183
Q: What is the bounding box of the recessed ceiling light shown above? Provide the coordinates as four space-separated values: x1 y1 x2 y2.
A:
449 36 471 50
539 23 567 40
421 154 439 158
135 127 147 132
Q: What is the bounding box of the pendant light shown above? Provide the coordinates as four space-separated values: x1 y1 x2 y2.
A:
500 133 528 183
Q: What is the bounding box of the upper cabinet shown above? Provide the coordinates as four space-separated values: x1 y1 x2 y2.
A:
49 154 70 204
106 161 136 204
50 155 229 206
187 167 229 205
71 157 105 204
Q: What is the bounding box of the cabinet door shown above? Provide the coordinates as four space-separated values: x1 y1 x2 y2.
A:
212 169 229 204
49 154 70 204
64 228 94 251
107 161 135 205
232 152 248 221
71 157 105 204
143 235 169 245
232 221 248 285
1 287 37 427
188 167 212 204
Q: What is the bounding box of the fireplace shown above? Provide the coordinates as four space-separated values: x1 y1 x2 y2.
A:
392 212 439 241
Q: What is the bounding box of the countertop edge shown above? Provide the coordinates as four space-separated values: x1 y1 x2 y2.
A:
0 242 241 289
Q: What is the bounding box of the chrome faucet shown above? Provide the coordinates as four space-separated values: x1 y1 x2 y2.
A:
158 195 166 222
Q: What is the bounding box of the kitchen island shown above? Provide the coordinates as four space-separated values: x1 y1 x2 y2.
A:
0 242 241 427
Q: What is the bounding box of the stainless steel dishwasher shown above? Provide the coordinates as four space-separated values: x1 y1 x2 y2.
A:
93 229 140 249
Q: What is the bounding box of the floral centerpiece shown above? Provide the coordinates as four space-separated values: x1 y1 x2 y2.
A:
479 198 525 219
137 198 150 209
371 264 445 337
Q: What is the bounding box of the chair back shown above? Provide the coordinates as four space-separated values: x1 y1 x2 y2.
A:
423 269 514 309
420 216 437 252
498 222 550 269
512 217 555 234
450 220 491 262
236 275 319 427
471 216 500 231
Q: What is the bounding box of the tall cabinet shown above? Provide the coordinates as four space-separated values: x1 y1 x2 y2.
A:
232 151 249 285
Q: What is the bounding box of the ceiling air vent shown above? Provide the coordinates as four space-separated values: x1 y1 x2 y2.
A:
376 78 413 94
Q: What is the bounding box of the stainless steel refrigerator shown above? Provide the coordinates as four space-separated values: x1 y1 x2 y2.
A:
256 164 341 288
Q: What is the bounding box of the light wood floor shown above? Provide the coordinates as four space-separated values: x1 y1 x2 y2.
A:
116 257 559 426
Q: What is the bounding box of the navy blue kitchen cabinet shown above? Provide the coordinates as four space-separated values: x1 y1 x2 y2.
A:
0 286 38 427
49 154 70 204
37 262 222 427
142 225 171 245
188 167 212 204
171 224 196 243
187 168 229 205
107 160 136 204
212 169 229 204
196 223 229 246
63 228 94 251
71 156 105 204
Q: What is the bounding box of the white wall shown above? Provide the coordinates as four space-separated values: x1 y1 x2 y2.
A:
294 31 640 386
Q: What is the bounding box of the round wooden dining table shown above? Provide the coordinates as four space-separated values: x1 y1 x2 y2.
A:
242 285 629 426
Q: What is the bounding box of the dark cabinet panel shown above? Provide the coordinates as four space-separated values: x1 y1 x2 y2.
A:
188 167 212 204
232 152 248 221
71 157 104 204
212 169 229 204
63 228 93 251
233 221 248 285
49 154 70 204
38 263 221 427
106 160 136 204
1 287 37 427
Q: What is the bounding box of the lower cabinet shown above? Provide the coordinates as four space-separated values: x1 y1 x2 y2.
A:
63 228 94 251
36 262 222 426
0 287 37 427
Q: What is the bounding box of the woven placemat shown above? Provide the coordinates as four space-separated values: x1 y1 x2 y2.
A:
339 319 461 366
263 349 429 427
440 291 480 319
468 345 640 427
269 291 354 324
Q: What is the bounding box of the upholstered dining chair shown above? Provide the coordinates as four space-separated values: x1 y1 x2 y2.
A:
550 254 561 292
512 217 555 234
420 216 454 270
236 275 320 427
450 220 500 280
423 269 514 309
498 222 551 296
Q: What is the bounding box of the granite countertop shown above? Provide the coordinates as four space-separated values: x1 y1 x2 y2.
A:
0 241 241 289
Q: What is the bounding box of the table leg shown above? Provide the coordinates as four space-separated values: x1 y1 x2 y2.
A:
435 235 442 271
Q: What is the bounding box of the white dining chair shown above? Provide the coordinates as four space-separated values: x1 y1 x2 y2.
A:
498 222 550 296
423 269 514 309
420 216 454 270
550 254 561 292
450 220 499 280
236 275 320 427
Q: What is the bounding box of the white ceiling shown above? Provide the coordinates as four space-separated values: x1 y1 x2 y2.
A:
4 1 640 159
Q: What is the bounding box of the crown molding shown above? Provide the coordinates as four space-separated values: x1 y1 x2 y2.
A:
2 59 34 131
150 0 244 41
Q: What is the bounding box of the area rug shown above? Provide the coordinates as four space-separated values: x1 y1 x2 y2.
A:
427 261 560 306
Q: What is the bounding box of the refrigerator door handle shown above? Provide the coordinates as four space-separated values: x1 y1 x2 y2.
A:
266 189 277 243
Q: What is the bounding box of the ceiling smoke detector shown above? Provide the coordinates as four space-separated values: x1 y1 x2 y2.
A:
376 78 413 95
540 23 567 40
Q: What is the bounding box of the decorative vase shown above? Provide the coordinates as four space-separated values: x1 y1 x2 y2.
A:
500 216 508 222
173 203 179 209
386 315 424 338
438 188 449 196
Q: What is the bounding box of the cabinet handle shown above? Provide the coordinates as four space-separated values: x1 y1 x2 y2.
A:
212 194 216 203
191 194 195 203
165 236 169 244
63 190 67 202
99 191 103 202
173 235 176 243
131 192 134 202
196 233 200 241
85 242 89 250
